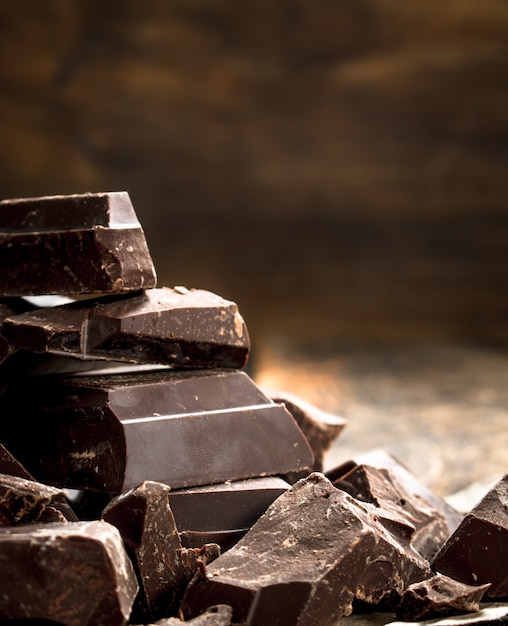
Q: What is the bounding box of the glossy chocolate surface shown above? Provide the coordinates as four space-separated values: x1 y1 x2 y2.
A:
0 369 313 492
170 476 290 533
0 191 156 296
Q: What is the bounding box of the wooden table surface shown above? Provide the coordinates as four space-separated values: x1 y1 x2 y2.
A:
254 339 508 498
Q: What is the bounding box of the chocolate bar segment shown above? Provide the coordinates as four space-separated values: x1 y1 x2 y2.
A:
0 191 156 296
0 369 314 492
181 473 431 625
170 476 290 551
0 520 138 625
102 480 220 621
432 472 508 598
4 286 250 369
170 476 290 532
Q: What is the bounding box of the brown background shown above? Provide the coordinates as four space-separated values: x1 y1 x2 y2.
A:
1 1 508 345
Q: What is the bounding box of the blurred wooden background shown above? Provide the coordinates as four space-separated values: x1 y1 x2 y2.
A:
1 1 508 344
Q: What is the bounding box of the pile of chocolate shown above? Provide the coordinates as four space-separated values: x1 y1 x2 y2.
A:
0 192 506 626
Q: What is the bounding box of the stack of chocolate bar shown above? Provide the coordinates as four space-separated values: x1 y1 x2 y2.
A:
0 191 506 626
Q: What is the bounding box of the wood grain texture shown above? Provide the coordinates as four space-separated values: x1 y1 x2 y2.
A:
0 1 507 340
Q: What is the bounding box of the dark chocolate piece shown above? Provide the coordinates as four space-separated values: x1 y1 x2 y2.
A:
266 388 346 475
334 463 450 560
4 286 250 369
0 472 77 525
0 191 156 296
393 574 490 621
0 295 99 378
0 520 138 625
181 473 431 625
0 443 33 479
432 472 508 598
172 476 290 552
327 448 462 535
0 369 314 492
102 480 220 621
170 476 290 533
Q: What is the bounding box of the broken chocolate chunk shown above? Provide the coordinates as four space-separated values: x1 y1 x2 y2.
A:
0 520 138 625
393 574 490 621
327 449 462 536
0 472 77 526
334 463 450 560
0 368 313 492
103 480 220 621
181 473 431 625
3 286 250 369
432 472 508 598
0 191 157 296
265 388 346 475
